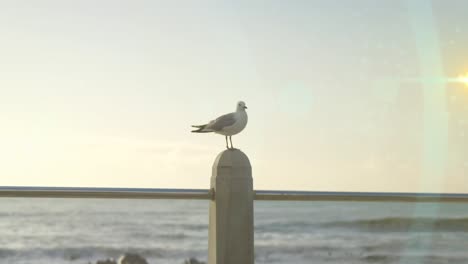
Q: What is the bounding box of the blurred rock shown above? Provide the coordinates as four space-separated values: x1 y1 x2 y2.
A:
96 259 117 264
118 253 148 264
183 258 206 264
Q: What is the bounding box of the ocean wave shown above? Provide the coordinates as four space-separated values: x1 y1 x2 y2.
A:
255 221 319 232
0 249 15 258
325 217 468 232
160 223 207 231
0 246 166 260
334 254 468 264
256 243 468 263
158 233 189 239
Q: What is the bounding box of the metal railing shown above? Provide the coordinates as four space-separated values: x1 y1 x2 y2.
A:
0 186 212 200
1 186 468 203
3 150 467 264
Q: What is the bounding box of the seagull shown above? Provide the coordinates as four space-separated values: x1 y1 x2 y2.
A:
192 101 248 149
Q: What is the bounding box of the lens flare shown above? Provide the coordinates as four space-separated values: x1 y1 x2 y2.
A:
457 73 468 86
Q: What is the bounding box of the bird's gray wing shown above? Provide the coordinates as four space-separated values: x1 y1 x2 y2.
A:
205 113 237 131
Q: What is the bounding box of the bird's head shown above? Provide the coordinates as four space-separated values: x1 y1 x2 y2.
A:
236 101 248 111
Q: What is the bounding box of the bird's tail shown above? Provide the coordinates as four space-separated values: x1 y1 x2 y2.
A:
191 124 212 133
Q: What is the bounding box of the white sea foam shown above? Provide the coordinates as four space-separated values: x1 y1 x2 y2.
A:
1 199 468 264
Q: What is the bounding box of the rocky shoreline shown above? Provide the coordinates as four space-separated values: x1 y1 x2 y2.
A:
90 253 205 264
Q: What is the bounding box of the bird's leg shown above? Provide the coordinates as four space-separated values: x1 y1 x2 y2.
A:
225 136 229 149
229 136 234 149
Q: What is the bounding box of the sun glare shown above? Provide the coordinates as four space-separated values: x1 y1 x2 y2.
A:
457 73 468 86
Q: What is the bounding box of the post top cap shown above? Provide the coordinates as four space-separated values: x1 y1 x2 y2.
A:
213 149 251 168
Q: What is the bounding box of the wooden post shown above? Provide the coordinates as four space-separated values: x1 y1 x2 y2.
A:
208 149 254 264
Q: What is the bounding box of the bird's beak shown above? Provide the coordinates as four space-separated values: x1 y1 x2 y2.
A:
244 106 248 109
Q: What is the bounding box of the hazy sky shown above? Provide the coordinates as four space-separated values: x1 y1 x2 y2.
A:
1 0 467 192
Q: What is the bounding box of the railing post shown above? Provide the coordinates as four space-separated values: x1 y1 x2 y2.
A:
208 149 254 264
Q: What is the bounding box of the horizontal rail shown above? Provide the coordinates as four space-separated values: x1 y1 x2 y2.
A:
0 187 212 200
254 190 468 203
1 187 468 202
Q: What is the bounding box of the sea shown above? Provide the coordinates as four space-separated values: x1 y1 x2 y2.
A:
1 198 468 264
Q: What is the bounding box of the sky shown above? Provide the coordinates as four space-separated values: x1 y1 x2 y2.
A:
0 0 467 192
